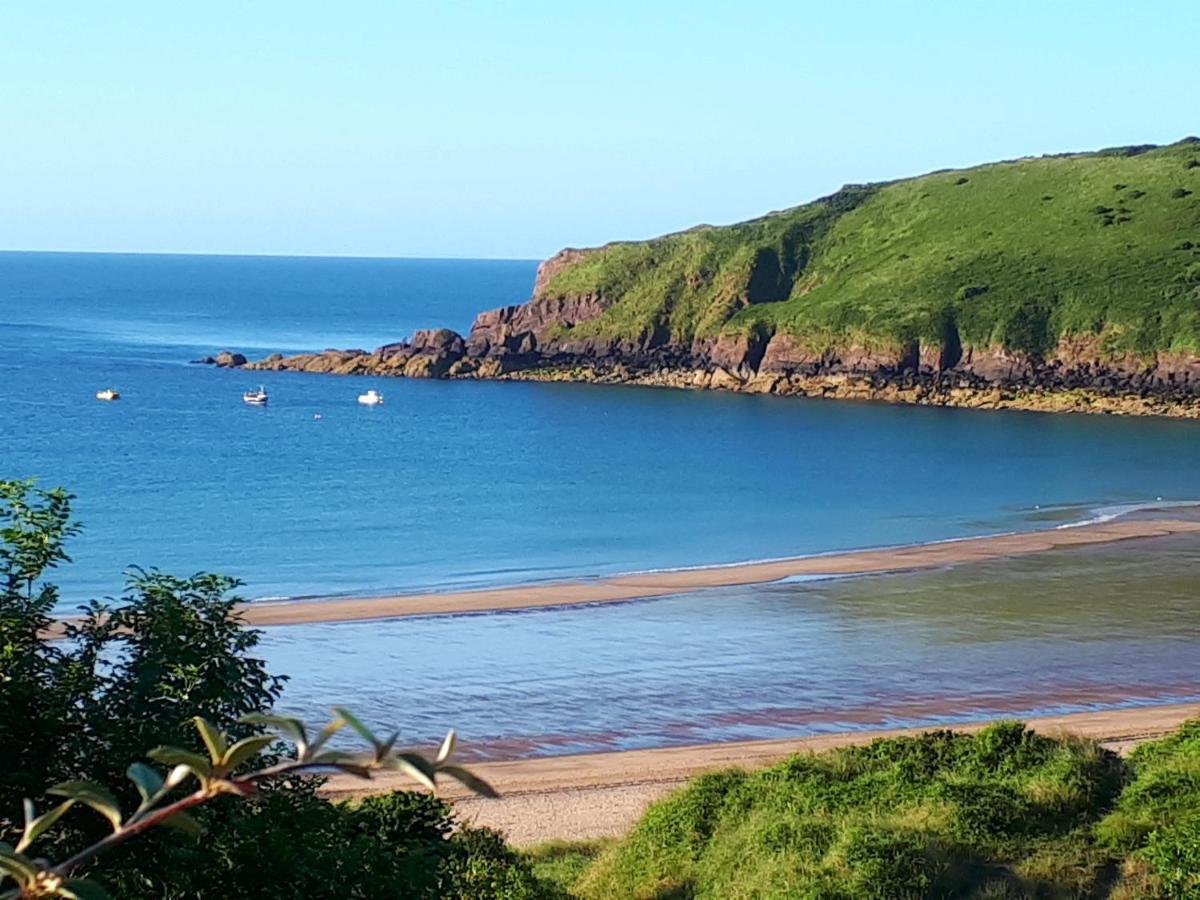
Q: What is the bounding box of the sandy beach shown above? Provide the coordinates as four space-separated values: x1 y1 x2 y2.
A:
324 703 1200 844
239 517 1200 628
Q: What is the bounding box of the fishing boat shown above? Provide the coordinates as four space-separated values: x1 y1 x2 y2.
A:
357 389 384 406
243 386 269 405
95 388 120 401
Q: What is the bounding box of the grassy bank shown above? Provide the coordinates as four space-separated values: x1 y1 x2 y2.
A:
538 140 1200 358
532 720 1200 899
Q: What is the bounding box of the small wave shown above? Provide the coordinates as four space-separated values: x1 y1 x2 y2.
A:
1056 499 1200 529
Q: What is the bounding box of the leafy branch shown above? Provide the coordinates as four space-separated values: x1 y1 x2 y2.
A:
0 710 495 899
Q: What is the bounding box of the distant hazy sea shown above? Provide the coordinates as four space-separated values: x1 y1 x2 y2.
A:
4 250 1200 612
4 250 1200 754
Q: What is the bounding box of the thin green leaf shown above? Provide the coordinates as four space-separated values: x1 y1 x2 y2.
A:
47 782 122 830
146 747 212 779
379 730 401 756
192 717 228 764
331 707 378 749
58 878 112 900
310 717 347 755
17 799 75 853
0 845 37 885
308 749 374 778
165 764 194 789
159 810 203 838
385 752 437 790
240 713 308 752
219 735 274 772
436 729 457 764
331 762 375 778
126 762 165 810
438 764 500 799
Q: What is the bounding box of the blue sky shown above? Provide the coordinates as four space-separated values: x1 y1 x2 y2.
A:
2 1 1197 259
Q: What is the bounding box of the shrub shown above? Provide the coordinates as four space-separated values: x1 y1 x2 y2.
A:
1170 188 1193 199
0 482 541 899
441 828 562 900
1141 814 1200 897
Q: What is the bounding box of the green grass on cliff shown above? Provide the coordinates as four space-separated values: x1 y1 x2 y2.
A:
539 140 1200 357
560 721 1200 900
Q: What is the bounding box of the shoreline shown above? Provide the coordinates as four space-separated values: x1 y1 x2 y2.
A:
492 364 1200 420
237 517 1200 628
324 702 1200 845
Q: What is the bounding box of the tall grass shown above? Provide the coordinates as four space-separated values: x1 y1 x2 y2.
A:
564 720 1200 899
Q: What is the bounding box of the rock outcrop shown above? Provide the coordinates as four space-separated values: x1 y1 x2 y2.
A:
197 288 1200 418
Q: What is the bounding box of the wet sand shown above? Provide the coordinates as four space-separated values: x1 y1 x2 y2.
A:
324 702 1200 844
240 518 1200 627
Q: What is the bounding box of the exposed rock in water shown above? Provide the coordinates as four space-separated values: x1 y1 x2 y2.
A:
196 351 248 367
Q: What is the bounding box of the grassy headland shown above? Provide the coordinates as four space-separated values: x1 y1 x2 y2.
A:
224 138 1200 416
538 139 1200 358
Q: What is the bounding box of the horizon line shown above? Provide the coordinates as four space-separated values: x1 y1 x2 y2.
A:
0 247 543 263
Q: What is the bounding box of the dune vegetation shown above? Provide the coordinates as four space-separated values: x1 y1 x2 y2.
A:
553 722 1200 899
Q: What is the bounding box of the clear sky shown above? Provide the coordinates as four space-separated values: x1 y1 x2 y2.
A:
2 0 1197 260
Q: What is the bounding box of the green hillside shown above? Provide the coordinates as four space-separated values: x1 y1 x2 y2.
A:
538 140 1200 357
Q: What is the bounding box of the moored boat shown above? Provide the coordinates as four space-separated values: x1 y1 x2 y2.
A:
243 386 269 405
95 388 120 401
357 389 384 406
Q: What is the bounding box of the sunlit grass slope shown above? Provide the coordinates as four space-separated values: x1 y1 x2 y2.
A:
540 140 1200 357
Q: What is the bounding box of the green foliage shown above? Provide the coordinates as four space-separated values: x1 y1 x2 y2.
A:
1141 814 1200 897
440 827 565 899
538 139 1200 357
0 481 549 899
576 723 1133 899
522 840 611 895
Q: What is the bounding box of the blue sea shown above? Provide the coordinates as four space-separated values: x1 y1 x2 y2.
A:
3 250 1199 754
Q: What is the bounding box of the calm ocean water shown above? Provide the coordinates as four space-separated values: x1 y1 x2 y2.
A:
3 251 1199 753
4 250 1200 608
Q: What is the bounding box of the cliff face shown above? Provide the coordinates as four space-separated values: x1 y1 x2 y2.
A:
204 138 1200 417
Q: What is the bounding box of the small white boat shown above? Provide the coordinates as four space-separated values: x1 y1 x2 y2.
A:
95 388 120 401
357 389 384 406
243 386 269 405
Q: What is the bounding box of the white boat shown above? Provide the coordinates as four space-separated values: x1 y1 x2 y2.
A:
95 388 120 401
357 389 384 406
243 386 269 405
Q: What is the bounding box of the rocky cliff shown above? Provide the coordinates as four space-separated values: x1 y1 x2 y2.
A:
200 138 1200 418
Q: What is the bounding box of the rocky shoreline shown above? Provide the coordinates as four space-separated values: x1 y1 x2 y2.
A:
197 254 1200 420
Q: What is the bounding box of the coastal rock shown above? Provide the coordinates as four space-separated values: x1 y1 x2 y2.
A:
760 334 825 374
709 367 744 390
213 351 248 367
409 328 465 357
956 346 1034 382
532 248 593 297
708 331 770 377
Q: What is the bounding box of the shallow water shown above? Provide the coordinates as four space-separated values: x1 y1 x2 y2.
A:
260 531 1200 758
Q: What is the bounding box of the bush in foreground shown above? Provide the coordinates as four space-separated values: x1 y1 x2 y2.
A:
1 480 556 898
